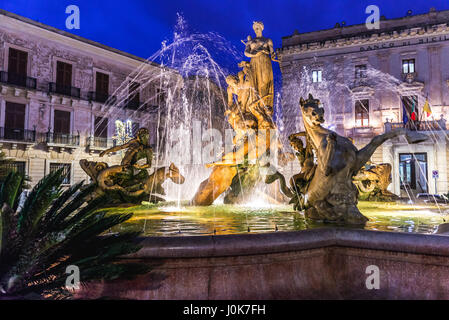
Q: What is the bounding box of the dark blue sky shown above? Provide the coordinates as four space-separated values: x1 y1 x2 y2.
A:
1 0 449 66
2 1 448 127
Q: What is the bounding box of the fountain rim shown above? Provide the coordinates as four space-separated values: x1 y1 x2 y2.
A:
126 228 449 259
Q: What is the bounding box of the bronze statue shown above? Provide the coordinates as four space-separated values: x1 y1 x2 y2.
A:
80 127 185 204
99 127 153 169
269 94 428 224
192 21 280 206
244 21 275 114
353 162 399 201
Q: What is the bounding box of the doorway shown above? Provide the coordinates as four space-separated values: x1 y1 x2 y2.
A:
399 153 428 196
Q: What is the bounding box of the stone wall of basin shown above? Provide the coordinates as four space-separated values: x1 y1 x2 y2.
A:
77 228 449 299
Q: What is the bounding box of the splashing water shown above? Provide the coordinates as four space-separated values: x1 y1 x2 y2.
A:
87 15 449 236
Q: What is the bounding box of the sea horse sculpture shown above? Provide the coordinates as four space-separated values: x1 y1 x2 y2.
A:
271 94 428 224
80 160 185 203
80 127 185 204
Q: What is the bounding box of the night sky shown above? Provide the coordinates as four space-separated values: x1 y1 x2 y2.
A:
3 1 449 57
1 0 449 74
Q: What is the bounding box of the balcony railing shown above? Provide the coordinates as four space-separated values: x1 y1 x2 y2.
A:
124 98 144 110
45 132 80 146
48 82 80 98
0 71 36 89
86 136 117 149
0 127 36 142
347 126 375 137
88 91 117 104
384 119 447 132
402 72 418 84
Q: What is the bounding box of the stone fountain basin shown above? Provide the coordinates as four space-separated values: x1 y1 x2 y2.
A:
78 228 449 299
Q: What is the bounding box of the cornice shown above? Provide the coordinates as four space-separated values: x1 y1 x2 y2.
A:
278 22 449 56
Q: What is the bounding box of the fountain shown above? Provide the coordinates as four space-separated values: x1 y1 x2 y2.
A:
192 21 278 206
268 93 429 224
79 17 442 231
76 19 449 300
80 128 185 203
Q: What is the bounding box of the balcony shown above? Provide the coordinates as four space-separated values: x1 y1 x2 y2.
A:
86 136 117 153
48 82 80 98
0 71 36 89
346 126 375 138
124 98 145 110
45 132 80 152
88 91 117 104
0 127 36 149
384 118 447 132
402 72 418 84
352 77 369 88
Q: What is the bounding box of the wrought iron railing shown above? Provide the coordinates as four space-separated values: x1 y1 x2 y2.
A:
0 127 36 142
0 71 36 89
384 119 447 132
86 136 117 149
88 91 117 104
45 132 80 146
48 82 80 98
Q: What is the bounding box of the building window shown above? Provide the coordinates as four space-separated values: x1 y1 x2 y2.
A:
49 163 71 185
95 72 109 102
311 70 322 83
94 117 108 138
56 61 73 87
155 88 166 105
1 161 26 180
402 95 418 124
402 59 415 74
53 110 71 134
355 99 369 127
132 122 140 137
4 102 25 140
8 48 28 86
355 64 367 79
128 81 140 106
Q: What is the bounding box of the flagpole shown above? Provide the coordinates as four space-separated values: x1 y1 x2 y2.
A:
418 97 424 130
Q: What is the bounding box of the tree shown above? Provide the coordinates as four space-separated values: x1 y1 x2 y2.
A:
0 169 148 299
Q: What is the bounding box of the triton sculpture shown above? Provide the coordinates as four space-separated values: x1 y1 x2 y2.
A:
270 94 428 224
80 127 185 203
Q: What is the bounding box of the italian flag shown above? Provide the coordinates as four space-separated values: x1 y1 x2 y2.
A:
410 99 417 121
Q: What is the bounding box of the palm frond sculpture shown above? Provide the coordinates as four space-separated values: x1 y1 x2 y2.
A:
0 169 148 299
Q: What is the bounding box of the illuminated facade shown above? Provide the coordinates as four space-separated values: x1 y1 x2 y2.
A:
279 8 449 197
0 9 175 186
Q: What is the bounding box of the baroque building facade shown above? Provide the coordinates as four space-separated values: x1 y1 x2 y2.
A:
278 8 449 197
0 9 180 187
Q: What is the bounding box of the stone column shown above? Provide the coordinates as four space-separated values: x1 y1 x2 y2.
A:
376 51 391 122
427 45 442 106
0 97 5 128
